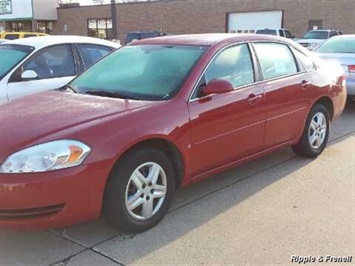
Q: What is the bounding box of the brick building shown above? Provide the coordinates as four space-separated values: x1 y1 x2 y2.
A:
53 0 355 43
0 0 58 33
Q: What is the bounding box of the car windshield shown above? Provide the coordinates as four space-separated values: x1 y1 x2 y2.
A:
256 29 277 35
0 44 33 80
71 44 207 100
315 37 355 54
303 31 329 39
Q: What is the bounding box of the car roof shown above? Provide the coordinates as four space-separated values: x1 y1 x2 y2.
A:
2 35 120 49
132 33 284 46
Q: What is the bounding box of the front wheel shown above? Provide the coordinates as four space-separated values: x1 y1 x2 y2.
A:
292 104 330 158
103 148 175 233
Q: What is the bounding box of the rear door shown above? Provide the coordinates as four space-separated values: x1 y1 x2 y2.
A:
7 44 77 101
188 43 265 176
251 42 313 148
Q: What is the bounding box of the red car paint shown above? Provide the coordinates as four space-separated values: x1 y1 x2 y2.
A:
0 34 347 229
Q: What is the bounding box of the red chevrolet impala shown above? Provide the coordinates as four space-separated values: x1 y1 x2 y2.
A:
0 34 347 232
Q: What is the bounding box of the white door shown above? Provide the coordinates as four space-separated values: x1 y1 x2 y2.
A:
7 76 75 101
7 44 77 101
227 11 283 33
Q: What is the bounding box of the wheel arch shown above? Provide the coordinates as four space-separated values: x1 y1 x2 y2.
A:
111 137 185 189
313 96 334 121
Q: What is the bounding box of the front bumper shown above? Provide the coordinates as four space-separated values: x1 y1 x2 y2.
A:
0 161 110 230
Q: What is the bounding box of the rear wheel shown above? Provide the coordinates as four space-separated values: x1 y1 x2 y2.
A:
103 148 175 233
292 104 330 158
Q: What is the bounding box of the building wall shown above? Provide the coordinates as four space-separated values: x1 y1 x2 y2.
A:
54 0 355 41
33 0 58 20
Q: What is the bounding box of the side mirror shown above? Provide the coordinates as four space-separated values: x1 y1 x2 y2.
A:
21 70 38 80
202 79 234 96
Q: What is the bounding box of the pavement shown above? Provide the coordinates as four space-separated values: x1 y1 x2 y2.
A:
0 102 354 266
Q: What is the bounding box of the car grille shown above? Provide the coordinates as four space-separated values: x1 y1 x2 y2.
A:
0 204 65 219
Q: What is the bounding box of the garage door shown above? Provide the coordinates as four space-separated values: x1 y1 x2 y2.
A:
227 11 283 33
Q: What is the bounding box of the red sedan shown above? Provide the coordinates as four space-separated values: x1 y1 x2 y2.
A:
0 34 347 232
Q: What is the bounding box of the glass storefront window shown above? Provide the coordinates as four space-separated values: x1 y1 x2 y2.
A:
87 18 113 39
37 21 53 34
11 22 24 31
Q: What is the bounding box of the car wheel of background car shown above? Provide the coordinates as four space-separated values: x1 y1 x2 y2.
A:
103 148 175 233
292 104 330 158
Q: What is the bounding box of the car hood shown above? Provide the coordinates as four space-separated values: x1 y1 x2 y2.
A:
0 91 158 161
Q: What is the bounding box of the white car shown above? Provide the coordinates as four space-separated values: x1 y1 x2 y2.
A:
255 28 295 39
0 36 120 104
296 29 343 51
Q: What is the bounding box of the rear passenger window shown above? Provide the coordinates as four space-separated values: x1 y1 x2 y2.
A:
24 34 37 38
292 48 315 71
4 34 19 40
77 44 112 69
253 42 297 80
329 31 339 37
203 44 254 89
285 30 292 38
279 30 285 37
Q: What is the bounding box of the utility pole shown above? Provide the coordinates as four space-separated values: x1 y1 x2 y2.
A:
110 0 118 39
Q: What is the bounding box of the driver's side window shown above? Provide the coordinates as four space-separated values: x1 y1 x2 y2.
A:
23 44 75 80
194 44 254 98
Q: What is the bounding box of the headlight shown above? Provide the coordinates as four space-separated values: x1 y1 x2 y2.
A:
310 43 318 48
0 140 91 173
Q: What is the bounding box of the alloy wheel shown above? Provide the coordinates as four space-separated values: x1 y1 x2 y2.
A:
125 162 167 220
308 112 327 149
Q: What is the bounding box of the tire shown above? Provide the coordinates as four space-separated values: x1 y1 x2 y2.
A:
103 148 175 233
292 104 330 158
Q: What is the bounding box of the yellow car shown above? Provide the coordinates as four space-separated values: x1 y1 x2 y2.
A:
0 31 47 40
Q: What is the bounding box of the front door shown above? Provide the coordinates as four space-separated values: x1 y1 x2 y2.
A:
7 44 77 101
188 44 265 177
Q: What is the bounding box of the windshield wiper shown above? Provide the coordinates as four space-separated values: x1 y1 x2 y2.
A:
57 84 78 93
85 90 143 100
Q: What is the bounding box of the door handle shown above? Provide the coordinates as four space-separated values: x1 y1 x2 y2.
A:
301 80 311 89
247 94 263 105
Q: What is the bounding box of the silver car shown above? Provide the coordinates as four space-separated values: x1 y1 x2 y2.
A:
314 35 355 97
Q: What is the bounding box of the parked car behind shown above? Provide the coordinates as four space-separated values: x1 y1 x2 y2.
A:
255 28 295 39
0 35 120 104
314 34 355 98
124 31 165 44
0 34 346 232
0 31 47 40
297 29 343 51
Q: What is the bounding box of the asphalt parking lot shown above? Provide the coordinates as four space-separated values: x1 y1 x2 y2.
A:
0 102 354 266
